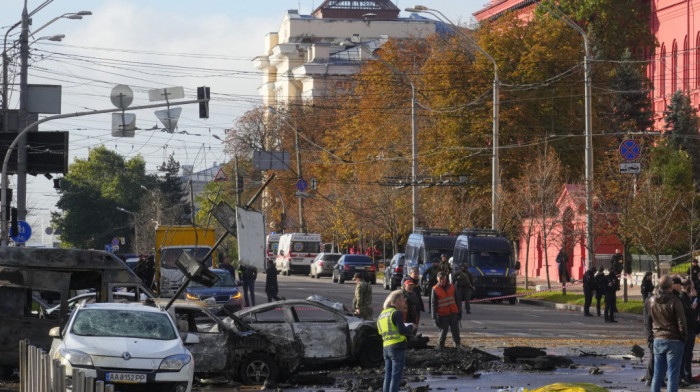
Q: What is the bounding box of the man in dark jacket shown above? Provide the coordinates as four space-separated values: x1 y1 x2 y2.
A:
555 248 569 283
265 260 282 302
453 263 475 314
679 278 697 386
238 263 258 307
611 249 623 276
604 266 620 323
647 275 687 392
594 266 607 316
406 267 425 321
582 264 596 317
400 278 421 326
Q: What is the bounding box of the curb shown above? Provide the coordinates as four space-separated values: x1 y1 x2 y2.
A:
518 298 644 321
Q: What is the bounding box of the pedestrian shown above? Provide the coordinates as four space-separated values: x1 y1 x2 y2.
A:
556 248 569 284
594 266 606 317
453 263 475 315
582 264 596 317
431 271 461 349
238 263 258 307
406 266 425 321
647 275 687 392
611 248 623 276
221 257 236 278
377 290 414 392
353 272 373 320
425 258 441 311
264 260 282 302
439 253 450 275
688 259 700 292
679 278 697 386
400 278 420 326
604 265 620 323
641 271 655 302
643 293 655 386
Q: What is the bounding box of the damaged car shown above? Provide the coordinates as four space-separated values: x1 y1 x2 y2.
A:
234 298 383 368
161 300 301 385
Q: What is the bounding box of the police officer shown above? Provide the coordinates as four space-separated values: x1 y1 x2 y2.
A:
594 266 606 316
353 273 373 320
582 264 596 317
453 263 475 314
431 271 461 349
604 266 620 323
377 290 414 392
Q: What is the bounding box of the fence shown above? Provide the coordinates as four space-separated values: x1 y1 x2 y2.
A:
593 254 671 273
19 340 116 392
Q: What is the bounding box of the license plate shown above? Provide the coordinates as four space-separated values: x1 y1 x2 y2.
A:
355 266 366 270
488 291 502 296
106 372 147 383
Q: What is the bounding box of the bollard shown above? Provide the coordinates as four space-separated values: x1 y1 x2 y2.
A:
75 370 85 392
19 339 28 392
95 380 104 392
39 350 47 392
105 383 114 392
28 345 36 392
85 377 95 392
52 359 60 392
57 364 65 392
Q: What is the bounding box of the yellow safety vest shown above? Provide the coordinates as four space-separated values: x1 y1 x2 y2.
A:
377 308 407 347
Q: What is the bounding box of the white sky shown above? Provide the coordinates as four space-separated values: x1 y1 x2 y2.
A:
0 0 486 245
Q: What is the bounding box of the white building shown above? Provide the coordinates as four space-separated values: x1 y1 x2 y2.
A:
253 0 437 106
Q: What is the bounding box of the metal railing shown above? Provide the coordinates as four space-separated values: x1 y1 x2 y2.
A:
19 340 115 392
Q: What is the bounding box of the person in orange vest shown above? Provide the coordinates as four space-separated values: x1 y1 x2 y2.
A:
430 271 461 349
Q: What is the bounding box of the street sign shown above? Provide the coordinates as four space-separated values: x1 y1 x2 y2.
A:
105 245 113 252
154 107 182 133
148 86 185 102
213 168 229 182
112 237 120 246
310 178 317 190
619 139 641 161
620 162 641 174
296 179 308 191
10 220 31 243
111 113 136 137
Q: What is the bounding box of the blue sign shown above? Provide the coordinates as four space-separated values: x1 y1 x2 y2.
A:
10 220 32 243
296 179 308 191
105 244 114 252
112 237 120 246
619 139 641 161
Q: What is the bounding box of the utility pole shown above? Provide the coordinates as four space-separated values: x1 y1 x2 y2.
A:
17 1 29 240
294 126 305 233
234 155 241 206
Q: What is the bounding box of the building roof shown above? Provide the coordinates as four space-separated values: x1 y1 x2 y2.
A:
311 0 400 19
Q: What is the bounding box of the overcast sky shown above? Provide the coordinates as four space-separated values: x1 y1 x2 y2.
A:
0 0 485 245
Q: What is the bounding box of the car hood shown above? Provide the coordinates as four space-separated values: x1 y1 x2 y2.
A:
187 287 239 296
62 335 186 358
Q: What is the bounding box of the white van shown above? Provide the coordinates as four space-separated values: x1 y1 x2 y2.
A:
275 233 322 275
266 233 282 264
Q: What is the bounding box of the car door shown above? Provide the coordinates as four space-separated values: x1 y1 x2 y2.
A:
289 303 350 360
171 306 228 373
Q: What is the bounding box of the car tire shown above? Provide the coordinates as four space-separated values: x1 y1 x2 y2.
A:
383 276 389 290
332 272 337 283
371 278 377 285
357 336 383 368
338 275 345 284
509 297 517 305
239 354 278 385
390 282 396 290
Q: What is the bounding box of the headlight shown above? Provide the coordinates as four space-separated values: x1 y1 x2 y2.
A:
159 354 191 371
185 292 200 300
58 348 94 367
230 292 242 300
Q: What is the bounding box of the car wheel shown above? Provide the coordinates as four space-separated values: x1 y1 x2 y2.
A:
509 297 517 305
390 281 397 290
332 271 337 283
338 275 345 284
357 336 383 368
239 354 279 385
371 278 377 285
383 275 389 290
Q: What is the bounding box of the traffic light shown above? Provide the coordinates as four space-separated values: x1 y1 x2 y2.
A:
10 207 18 236
236 175 243 194
197 86 210 119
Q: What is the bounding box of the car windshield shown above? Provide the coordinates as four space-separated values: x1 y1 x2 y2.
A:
71 309 177 340
343 255 372 264
427 249 453 263
322 255 341 262
189 271 236 288
291 241 321 253
468 251 511 269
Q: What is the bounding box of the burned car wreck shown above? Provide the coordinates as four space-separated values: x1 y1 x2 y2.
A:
234 298 383 369
163 301 301 385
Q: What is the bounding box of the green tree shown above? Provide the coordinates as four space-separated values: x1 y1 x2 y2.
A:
663 90 700 183
51 146 155 251
158 153 189 224
603 48 655 133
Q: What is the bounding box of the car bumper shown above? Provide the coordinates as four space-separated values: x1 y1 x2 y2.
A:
65 364 193 392
340 271 376 280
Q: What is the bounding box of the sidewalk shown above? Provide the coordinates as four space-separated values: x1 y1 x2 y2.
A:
516 274 644 321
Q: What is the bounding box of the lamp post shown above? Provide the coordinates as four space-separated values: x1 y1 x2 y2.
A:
116 207 137 253
406 6 500 230
532 1 594 267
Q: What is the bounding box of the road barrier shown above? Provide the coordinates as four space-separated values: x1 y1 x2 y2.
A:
19 339 115 392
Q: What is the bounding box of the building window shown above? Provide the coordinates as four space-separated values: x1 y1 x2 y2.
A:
684 36 689 90
660 44 666 97
672 40 678 93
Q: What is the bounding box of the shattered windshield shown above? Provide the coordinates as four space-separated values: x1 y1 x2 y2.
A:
71 309 177 340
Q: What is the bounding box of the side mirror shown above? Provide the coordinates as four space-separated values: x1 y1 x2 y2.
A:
514 261 521 270
49 326 61 337
183 333 200 344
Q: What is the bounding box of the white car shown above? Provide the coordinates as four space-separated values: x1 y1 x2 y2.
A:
49 301 198 392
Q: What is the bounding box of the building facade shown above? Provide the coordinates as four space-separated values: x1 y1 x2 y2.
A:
253 0 437 107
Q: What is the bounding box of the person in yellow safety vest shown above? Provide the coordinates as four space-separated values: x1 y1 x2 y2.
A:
431 271 461 349
377 290 415 392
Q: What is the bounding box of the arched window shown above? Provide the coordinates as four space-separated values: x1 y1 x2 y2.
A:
672 40 678 93
660 44 666 97
684 36 689 90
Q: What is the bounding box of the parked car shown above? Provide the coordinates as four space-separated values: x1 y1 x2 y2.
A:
38 291 140 319
332 254 376 284
183 268 244 313
160 300 301 385
383 253 405 290
235 298 383 368
49 302 197 392
310 252 342 278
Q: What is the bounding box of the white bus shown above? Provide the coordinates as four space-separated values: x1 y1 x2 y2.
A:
275 233 322 275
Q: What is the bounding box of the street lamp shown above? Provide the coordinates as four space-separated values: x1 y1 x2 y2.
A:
116 207 137 253
140 185 160 225
406 6 501 230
